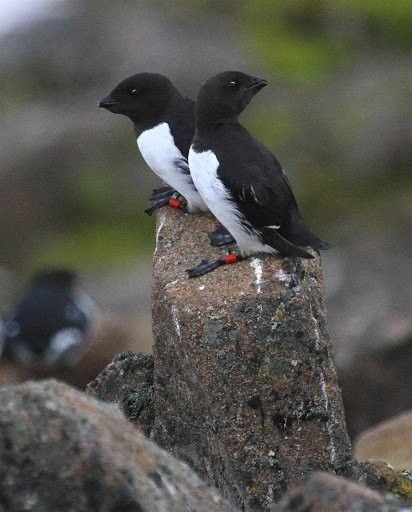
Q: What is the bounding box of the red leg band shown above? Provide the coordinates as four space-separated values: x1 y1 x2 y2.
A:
168 197 182 209
223 253 238 264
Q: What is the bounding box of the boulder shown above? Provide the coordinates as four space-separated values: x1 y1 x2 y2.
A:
152 208 352 510
342 460 412 506
272 471 405 512
0 379 237 512
354 411 412 470
86 351 154 436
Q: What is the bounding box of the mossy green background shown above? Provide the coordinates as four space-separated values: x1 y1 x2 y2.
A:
0 0 410 281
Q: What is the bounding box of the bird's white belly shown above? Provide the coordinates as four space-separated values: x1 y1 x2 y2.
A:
189 147 275 255
137 123 207 211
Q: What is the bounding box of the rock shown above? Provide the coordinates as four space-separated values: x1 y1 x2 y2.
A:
0 379 238 512
86 351 154 436
354 411 412 470
152 208 352 510
272 471 405 512
339 336 412 439
343 460 412 505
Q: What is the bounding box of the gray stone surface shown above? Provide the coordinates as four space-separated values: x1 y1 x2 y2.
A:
152 208 352 511
0 379 237 512
343 461 412 505
272 471 406 512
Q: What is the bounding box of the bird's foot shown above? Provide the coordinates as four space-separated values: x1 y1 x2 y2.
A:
150 186 175 202
208 225 235 247
145 192 188 216
186 259 222 278
144 198 171 215
187 247 241 278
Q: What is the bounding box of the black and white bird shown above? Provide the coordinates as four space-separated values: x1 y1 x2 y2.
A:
2 269 99 369
0 318 5 359
98 73 233 246
187 71 331 277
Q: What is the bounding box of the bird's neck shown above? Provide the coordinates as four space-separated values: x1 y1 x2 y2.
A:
133 91 183 134
195 116 239 137
133 114 163 136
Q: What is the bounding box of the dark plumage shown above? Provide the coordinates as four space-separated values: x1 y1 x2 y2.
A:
189 71 331 261
2 269 99 369
98 73 234 245
98 73 207 212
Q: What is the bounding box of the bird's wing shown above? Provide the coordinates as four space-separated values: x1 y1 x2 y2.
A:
218 158 313 259
222 161 297 231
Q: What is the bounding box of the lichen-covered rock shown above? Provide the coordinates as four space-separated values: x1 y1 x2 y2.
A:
152 209 352 510
0 380 237 512
272 471 406 512
86 351 154 435
354 411 412 471
343 460 412 506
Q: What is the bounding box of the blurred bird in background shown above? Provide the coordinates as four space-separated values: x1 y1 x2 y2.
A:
2 269 100 370
0 318 5 359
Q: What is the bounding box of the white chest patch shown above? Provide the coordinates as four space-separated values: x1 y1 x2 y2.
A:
188 147 276 256
49 327 83 357
137 123 207 211
10 327 85 369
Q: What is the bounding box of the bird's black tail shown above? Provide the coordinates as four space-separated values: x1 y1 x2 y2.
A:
283 214 332 252
262 228 314 259
315 239 333 250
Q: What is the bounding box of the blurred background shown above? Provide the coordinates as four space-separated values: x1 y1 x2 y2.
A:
0 0 410 439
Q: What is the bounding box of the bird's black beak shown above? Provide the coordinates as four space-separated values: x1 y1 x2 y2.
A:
98 94 118 110
248 76 268 93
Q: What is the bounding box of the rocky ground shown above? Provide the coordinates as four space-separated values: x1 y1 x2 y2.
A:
2 209 411 511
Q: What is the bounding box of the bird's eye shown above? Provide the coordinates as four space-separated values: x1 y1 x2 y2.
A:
229 81 238 88
131 89 138 95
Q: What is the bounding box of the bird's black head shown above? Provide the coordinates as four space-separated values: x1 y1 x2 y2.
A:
31 268 77 289
195 71 267 124
98 73 180 125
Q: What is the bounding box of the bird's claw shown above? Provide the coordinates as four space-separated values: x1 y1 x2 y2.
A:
150 186 175 202
187 251 241 278
145 192 188 215
186 259 222 278
209 226 235 247
145 198 171 215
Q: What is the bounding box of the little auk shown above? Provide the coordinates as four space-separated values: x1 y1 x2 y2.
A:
98 73 233 246
187 71 331 277
2 269 99 369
